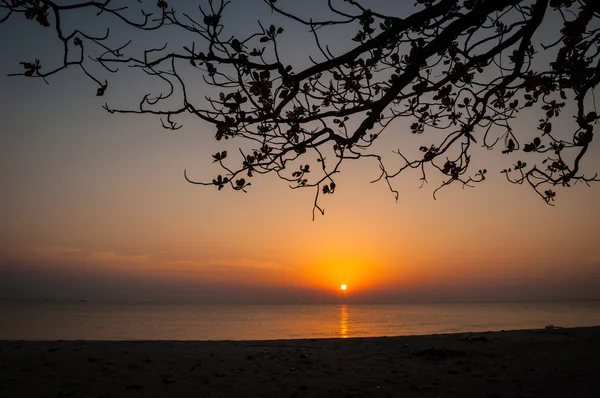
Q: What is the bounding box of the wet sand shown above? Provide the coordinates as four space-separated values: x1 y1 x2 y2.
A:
1 326 598 397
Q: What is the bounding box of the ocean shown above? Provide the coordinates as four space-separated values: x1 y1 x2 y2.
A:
0 300 598 340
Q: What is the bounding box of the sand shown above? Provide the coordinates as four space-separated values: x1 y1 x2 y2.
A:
1 326 598 397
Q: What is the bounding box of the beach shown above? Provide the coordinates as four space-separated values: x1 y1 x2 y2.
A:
1 326 598 397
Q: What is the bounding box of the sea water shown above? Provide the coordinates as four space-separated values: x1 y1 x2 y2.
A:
0 300 598 340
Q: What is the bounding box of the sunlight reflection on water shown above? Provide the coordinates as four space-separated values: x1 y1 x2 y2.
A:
339 304 349 338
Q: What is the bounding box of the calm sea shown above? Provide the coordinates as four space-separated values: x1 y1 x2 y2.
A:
0 300 598 341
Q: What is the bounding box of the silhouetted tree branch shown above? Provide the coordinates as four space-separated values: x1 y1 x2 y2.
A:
3 0 599 217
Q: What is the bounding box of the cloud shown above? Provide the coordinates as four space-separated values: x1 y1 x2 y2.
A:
0 250 13 267
29 245 87 255
202 257 289 271
586 255 600 264
13 244 290 279
26 245 152 264
0 244 303 303
89 250 153 265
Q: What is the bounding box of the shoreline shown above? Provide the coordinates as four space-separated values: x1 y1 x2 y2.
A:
2 326 599 397
1 324 598 342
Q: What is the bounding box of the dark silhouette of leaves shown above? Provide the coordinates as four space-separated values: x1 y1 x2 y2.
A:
3 0 600 216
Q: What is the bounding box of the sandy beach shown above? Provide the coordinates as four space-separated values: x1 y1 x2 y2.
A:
1 326 598 397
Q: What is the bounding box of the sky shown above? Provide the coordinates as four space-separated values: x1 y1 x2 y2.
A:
0 0 599 304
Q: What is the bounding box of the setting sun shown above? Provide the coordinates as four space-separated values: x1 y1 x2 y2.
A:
340 284 347 291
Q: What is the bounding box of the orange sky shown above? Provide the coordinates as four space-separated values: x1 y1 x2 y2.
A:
1 0 599 303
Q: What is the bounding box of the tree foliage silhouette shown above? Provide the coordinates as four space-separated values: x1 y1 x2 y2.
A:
2 0 599 217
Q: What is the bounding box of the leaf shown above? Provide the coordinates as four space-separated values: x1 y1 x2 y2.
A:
231 39 242 52
560 90 567 100
206 63 216 76
586 112 598 122
21 61 38 76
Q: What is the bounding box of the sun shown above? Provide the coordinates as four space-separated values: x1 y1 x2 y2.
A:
340 284 347 291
